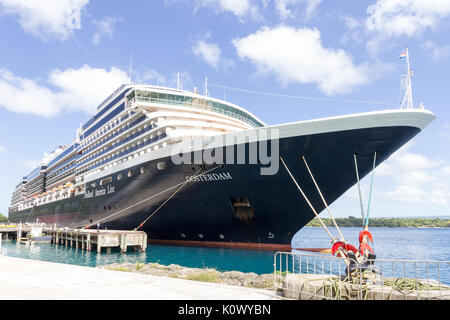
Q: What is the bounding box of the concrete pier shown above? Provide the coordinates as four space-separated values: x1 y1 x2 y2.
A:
0 256 279 300
1 225 147 253
281 273 450 300
45 228 147 253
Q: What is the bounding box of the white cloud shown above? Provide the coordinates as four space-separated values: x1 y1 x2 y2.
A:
339 15 365 45
193 40 234 70
166 0 261 22
135 69 167 87
443 166 450 176
20 159 40 171
376 142 450 205
232 26 368 95
422 40 450 63
92 16 123 45
0 69 61 117
212 0 253 17
366 0 450 37
437 122 450 140
48 65 129 114
0 145 6 153
0 0 89 40
0 65 129 117
274 0 322 20
385 185 427 203
365 0 450 55
193 40 222 69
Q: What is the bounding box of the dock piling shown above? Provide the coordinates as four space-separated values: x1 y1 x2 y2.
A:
1 226 147 254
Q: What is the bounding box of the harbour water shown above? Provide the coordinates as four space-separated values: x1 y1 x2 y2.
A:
2 227 449 283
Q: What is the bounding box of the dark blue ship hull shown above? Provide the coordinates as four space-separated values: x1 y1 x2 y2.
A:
9 123 421 250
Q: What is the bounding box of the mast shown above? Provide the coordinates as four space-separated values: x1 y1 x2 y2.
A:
400 46 413 109
177 72 182 90
128 55 133 85
204 76 209 96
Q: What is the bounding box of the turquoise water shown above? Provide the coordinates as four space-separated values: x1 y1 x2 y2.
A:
2 227 449 282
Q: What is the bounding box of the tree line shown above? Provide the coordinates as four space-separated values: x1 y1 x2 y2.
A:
0 213 7 223
306 216 450 228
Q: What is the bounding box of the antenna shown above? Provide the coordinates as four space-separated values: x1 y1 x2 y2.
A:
177 72 182 90
204 76 209 96
128 54 133 85
400 46 413 109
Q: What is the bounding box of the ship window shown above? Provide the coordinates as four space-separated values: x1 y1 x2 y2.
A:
100 177 112 186
127 90 135 101
128 170 133 177
117 173 123 181
157 161 167 170
140 166 147 174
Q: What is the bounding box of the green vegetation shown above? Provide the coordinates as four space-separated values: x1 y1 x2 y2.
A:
135 262 145 271
306 216 450 228
186 271 220 283
0 213 7 223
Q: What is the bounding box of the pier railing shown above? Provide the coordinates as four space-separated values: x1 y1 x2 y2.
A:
274 251 450 300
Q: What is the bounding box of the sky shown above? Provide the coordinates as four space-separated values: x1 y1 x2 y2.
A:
0 0 449 218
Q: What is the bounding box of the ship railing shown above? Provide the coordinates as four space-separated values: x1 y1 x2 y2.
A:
129 96 261 128
274 251 450 300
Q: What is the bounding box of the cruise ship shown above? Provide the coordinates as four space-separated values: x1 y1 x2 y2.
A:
8 83 435 250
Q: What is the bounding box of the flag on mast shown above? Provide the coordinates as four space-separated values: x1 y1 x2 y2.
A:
399 52 407 59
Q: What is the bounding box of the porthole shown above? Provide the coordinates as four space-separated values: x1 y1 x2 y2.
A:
157 161 167 170
198 234 204 239
117 173 123 181
140 166 148 174
128 170 133 177
181 233 186 238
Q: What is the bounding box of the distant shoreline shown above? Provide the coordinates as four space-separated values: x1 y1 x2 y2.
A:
306 217 450 228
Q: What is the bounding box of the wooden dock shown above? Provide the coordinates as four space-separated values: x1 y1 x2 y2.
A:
0 225 147 253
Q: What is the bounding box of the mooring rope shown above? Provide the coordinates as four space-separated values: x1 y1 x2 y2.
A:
279 156 335 242
365 152 377 228
353 154 366 227
81 164 222 229
301 155 345 243
134 167 203 230
313 270 450 300
69 194 86 229
25 205 35 223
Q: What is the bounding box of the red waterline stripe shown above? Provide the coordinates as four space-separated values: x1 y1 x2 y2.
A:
148 239 292 251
